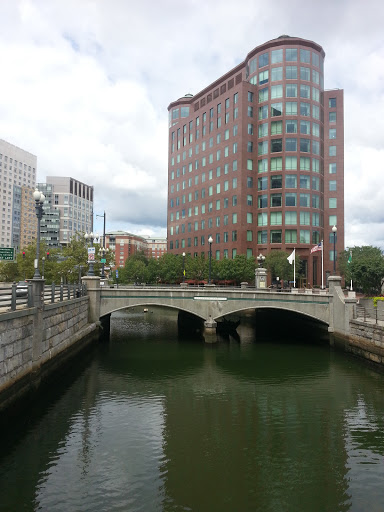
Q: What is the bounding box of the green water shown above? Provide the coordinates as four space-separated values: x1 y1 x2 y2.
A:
0 308 383 511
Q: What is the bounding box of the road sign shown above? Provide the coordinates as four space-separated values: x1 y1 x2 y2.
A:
115 269 119 278
0 247 15 261
100 258 106 263
88 247 95 261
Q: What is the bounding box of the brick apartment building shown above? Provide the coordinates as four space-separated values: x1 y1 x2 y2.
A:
167 35 344 286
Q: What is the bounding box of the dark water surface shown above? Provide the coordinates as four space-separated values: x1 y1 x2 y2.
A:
0 308 384 512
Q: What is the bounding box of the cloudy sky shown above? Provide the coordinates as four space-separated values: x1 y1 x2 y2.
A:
0 0 383 248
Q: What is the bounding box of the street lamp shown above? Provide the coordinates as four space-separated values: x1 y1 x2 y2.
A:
208 236 213 284
182 252 186 282
42 256 45 280
96 211 107 279
257 253 265 268
33 188 45 279
332 225 337 274
84 231 98 276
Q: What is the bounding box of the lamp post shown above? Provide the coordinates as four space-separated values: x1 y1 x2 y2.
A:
257 253 265 268
33 188 45 279
42 257 45 280
182 252 186 282
96 211 106 279
208 236 213 284
332 225 337 274
85 232 98 276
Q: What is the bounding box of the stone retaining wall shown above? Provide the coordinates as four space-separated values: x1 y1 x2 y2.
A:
0 296 97 410
344 320 384 365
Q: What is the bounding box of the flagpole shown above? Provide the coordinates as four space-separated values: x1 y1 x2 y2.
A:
293 248 296 288
321 239 324 289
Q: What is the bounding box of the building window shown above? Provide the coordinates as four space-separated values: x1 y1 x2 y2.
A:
259 70 269 85
271 157 282 171
258 213 267 226
329 198 337 208
258 177 267 190
258 195 267 208
300 230 310 243
258 123 268 137
300 175 310 189
286 48 297 61
259 88 268 103
329 112 337 123
285 156 297 171
286 138 297 151
286 66 297 79
270 211 282 225
329 146 337 157
329 128 337 139
271 139 282 153
271 193 282 207
286 120 297 134
285 229 297 243
329 216 337 228
329 163 337 174
285 211 297 225
258 105 268 120
259 52 269 68
300 49 310 63
258 141 268 155
329 180 337 191
258 230 267 244
285 174 297 188
271 174 282 188
258 158 268 173
271 49 283 63
285 193 297 207
271 67 283 82
286 84 297 98
270 230 282 243
329 98 337 108
285 102 297 115
271 120 282 135
300 211 310 225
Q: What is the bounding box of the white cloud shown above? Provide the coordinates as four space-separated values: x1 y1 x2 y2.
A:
0 0 383 246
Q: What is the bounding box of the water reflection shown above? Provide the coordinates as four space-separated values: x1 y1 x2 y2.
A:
0 307 383 511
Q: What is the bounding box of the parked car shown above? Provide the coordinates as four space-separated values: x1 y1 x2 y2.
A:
16 281 28 297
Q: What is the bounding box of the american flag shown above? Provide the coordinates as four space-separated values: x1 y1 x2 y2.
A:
310 242 322 254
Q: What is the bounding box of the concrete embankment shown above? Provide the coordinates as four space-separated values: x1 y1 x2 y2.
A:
0 296 99 411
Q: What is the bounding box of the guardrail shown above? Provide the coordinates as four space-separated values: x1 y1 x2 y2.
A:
0 283 87 312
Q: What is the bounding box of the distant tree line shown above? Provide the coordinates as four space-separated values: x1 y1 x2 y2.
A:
1 241 383 295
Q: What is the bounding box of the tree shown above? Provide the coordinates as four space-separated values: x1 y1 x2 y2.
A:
339 246 384 295
231 255 256 284
265 250 300 283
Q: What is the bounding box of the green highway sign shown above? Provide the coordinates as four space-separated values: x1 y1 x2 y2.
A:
100 258 107 263
0 247 15 261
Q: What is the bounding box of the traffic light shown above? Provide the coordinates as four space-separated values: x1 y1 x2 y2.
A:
46 251 50 259
22 251 25 259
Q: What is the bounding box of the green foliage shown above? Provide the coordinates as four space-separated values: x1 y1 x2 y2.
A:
264 250 299 282
373 297 384 307
339 246 384 295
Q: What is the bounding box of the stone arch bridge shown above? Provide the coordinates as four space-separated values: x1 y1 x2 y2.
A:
84 276 356 342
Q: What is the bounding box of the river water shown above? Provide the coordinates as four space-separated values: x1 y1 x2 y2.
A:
0 308 384 512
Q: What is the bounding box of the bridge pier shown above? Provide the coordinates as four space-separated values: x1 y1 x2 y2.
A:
203 316 217 343
83 276 101 324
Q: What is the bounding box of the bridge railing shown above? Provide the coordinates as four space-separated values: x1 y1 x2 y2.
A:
0 282 87 313
106 283 329 294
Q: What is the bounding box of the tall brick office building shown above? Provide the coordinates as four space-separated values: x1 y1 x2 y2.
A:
167 36 344 286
